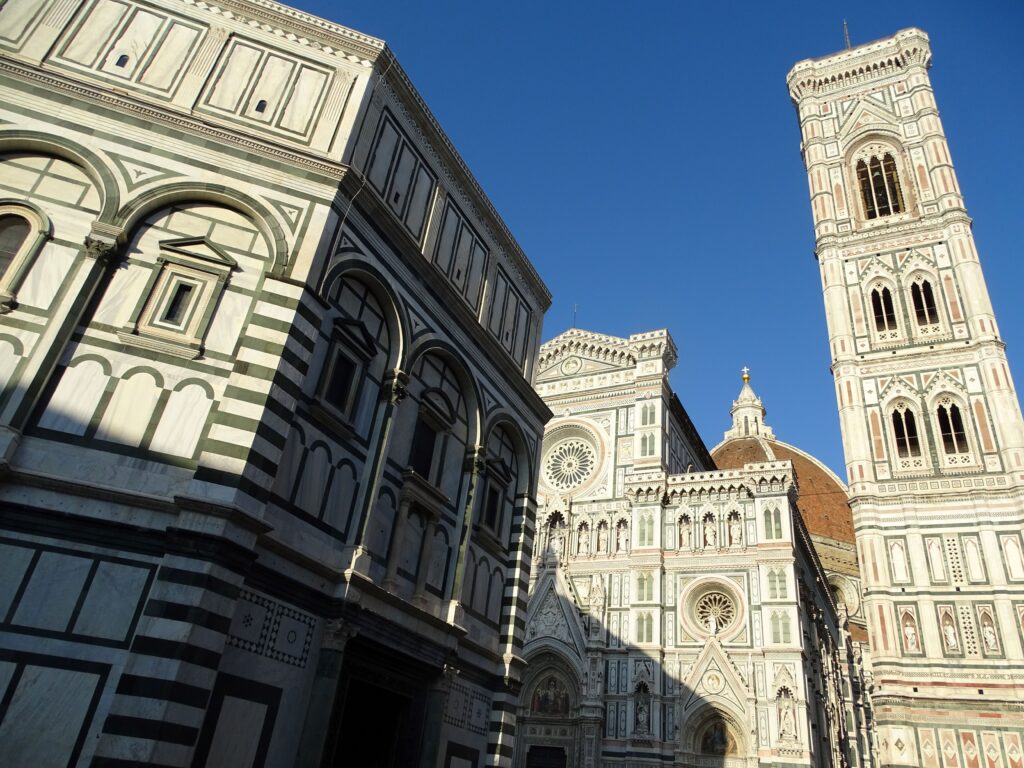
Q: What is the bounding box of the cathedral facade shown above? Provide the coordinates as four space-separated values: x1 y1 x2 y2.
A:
0 1 549 767
789 28 1024 768
516 329 862 768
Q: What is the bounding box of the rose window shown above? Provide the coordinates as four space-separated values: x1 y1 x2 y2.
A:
695 592 736 633
544 439 597 491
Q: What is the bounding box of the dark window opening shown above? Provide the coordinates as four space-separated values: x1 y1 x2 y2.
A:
0 214 30 277
409 418 438 479
912 280 939 325
871 287 897 332
484 484 502 531
254 99 268 114
937 403 968 454
857 152 905 219
115 54 130 68
162 283 194 326
325 351 357 413
892 407 921 458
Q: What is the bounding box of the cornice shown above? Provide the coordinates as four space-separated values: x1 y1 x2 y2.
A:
184 0 385 64
0 58 346 181
815 211 973 256
787 27 931 101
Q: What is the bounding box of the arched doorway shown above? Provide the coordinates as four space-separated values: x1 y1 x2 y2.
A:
514 653 582 768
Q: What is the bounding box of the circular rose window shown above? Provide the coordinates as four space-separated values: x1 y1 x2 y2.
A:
695 592 736 634
544 439 597 491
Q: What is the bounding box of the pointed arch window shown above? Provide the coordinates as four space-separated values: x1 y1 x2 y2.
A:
870 286 898 332
891 403 922 458
911 280 939 326
857 152 905 219
763 508 782 540
936 399 968 454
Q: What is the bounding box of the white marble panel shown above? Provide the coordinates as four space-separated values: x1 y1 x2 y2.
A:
204 289 252 355
73 561 151 641
37 358 108 434
95 370 161 447
0 337 20 395
12 551 91 631
92 263 150 327
149 383 211 457
0 543 35 619
203 696 267 768
17 243 77 310
0 665 101 768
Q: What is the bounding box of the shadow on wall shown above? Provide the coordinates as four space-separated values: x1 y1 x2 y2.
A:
512 553 759 768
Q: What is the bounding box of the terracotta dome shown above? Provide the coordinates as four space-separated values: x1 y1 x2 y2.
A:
712 436 854 546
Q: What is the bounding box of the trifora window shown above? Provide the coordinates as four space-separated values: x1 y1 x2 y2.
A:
856 153 905 219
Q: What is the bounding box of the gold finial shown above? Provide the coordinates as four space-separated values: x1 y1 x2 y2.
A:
741 366 750 383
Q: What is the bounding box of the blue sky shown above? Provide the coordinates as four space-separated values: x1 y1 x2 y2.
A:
302 1 1024 478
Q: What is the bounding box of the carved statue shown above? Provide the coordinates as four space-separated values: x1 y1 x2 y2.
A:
902 618 918 652
577 527 590 556
982 622 998 651
679 517 690 549
942 616 959 650
597 524 608 553
779 696 796 739
704 523 717 549
635 701 649 734
729 518 743 546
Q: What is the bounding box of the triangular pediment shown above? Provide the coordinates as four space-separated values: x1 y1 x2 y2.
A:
536 353 629 382
680 639 749 715
159 237 238 269
859 255 898 282
524 569 586 660
839 100 897 138
898 249 937 276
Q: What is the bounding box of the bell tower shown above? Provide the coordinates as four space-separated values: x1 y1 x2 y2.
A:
789 29 1024 767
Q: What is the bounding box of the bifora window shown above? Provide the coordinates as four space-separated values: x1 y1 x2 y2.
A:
911 279 940 326
936 398 969 454
891 402 922 458
856 152 905 219
871 286 898 332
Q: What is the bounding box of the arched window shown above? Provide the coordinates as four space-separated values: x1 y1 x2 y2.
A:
856 152 905 219
870 287 898 332
771 612 781 643
891 403 922 458
776 570 788 599
768 570 778 599
0 208 47 313
936 399 968 454
911 280 939 326
764 509 773 540
763 508 782 540
0 215 29 278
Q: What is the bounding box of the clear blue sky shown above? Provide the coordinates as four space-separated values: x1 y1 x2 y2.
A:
301 0 1024 479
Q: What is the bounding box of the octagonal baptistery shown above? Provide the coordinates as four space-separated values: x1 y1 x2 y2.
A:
711 374 866 644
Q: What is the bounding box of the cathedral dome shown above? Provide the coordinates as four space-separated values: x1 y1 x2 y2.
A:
712 436 854 546
710 370 855 549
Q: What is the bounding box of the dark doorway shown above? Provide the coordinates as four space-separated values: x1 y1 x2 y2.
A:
331 677 411 767
323 637 436 768
526 746 567 768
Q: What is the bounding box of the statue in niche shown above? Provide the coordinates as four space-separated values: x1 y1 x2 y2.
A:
981 615 998 651
902 614 919 652
634 684 652 735
679 516 691 549
778 695 797 740
597 523 608 553
617 523 629 552
941 613 959 650
707 613 718 636
577 525 590 556
729 517 743 546
704 522 717 549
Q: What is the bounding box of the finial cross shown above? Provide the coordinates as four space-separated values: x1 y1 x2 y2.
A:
741 366 750 379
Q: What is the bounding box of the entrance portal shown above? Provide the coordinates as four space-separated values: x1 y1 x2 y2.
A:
526 745 567 768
